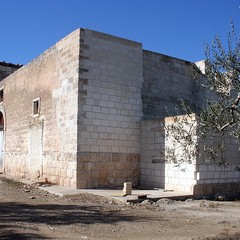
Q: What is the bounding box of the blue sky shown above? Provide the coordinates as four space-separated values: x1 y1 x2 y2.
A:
0 0 240 65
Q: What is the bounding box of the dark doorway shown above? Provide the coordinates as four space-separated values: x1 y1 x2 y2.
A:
0 111 4 172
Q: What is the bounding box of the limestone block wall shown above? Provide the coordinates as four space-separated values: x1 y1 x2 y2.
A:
142 50 200 118
141 114 240 194
165 163 197 192
76 29 143 188
157 114 240 194
1 29 80 187
164 115 198 192
141 117 197 193
194 133 240 195
194 164 240 195
140 119 165 188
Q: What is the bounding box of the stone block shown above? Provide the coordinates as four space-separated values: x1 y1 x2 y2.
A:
227 172 234 178
99 168 108 179
100 146 108 152
123 182 132 195
208 165 215 172
213 172 221 179
233 171 240 178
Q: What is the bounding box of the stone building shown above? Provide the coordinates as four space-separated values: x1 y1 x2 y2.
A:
0 28 239 195
0 62 22 174
0 61 22 81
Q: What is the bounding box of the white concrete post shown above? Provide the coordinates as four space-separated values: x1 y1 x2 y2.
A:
123 182 132 196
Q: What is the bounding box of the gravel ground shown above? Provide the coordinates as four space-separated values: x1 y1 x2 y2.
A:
0 175 240 240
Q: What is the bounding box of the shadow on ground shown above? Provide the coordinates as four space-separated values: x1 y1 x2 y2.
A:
0 202 152 239
0 229 47 240
0 202 142 225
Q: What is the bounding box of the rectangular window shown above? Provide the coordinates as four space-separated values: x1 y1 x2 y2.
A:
32 97 40 116
0 88 3 103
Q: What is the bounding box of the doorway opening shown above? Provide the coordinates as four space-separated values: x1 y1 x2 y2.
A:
0 111 4 172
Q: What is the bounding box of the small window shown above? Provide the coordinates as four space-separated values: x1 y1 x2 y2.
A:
0 88 3 103
32 98 40 116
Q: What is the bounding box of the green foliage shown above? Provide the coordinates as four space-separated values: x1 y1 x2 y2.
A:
165 21 240 168
203 20 240 133
164 113 197 165
199 20 240 166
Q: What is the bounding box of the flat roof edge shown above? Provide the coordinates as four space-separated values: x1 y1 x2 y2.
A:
82 28 142 48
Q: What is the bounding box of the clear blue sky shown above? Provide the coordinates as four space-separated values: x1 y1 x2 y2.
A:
1 0 240 65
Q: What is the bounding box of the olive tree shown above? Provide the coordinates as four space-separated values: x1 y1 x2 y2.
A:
165 21 240 168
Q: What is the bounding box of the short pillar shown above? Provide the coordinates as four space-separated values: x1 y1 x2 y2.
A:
123 182 132 196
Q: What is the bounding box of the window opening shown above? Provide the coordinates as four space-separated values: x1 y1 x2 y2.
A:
0 89 3 103
0 112 4 130
33 98 40 116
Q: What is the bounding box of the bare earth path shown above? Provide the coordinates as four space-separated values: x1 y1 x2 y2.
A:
0 176 240 240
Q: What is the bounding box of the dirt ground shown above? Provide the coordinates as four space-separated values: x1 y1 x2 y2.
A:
0 176 240 240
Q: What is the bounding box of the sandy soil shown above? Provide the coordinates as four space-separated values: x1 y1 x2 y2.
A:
0 175 240 240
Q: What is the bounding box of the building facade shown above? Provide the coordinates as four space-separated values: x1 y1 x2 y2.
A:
1 29 239 195
0 62 22 82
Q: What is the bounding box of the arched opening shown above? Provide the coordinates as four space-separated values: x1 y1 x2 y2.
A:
0 111 4 172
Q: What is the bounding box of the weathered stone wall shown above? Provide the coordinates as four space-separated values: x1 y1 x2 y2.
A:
1 28 239 193
197 165 240 183
141 114 240 194
141 116 197 193
141 51 202 192
164 115 198 193
194 164 240 195
76 29 143 188
140 119 165 188
142 50 200 118
0 29 81 187
165 163 197 193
